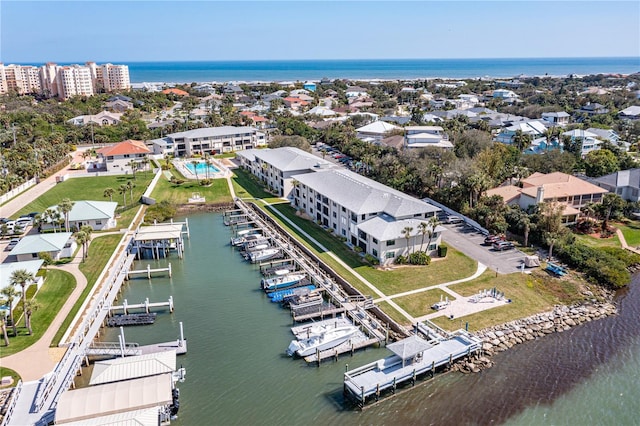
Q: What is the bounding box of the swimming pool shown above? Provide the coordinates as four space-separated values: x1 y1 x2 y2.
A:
184 161 220 175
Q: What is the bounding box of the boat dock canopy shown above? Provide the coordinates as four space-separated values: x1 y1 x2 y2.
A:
387 335 435 360
55 374 172 424
134 224 183 241
54 407 159 426
89 350 177 386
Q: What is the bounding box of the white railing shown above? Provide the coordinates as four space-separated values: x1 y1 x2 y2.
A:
0 178 37 205
0 380 23 426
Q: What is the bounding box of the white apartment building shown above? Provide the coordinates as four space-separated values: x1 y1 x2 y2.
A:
404 126 452 149
0 62 130 98
236 147 333 198
0 64 42 94
161 126 267 157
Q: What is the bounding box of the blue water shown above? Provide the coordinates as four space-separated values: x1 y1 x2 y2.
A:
125 57 640 83
185 162 220 174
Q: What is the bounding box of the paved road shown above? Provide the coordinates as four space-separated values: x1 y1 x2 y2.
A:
442 222 527 274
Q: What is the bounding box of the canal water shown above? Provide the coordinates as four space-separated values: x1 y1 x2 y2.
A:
102 213 640 425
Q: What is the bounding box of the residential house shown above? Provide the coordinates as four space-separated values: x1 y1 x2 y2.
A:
562 129 602 157
283 97 309 111
404 126 452 149
67 111 122 126
105 99 134 113
95 140 151 172
381 116 412 125
492 89 519 99
619 105 640 120
485 172 608 223
345 86 368 98
303 82 317 92
236 147 333 198
290 167 444 263
592 169 640 202
161 88 189 97
494 120 547 146
9 232 76 262
541 111 570 127
0 260 44 307
306 106 337 117
575 102 609 116
162 126 266 156
587 127 627 151
356 121 401 144
44 200 118 231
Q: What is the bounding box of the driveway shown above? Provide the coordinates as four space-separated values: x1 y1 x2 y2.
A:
441 222 527 274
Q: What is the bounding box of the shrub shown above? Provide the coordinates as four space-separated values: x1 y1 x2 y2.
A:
555 242 631 288
409 251 431 265
200 179 212 186
438 244 448 257
145 200 177 223
354 246 363 253
395 255 408 265
364 253 380 265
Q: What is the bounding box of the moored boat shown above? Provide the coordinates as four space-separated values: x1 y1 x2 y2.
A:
249 248 281 263
261 272 306 291
286 325 359 357
230 230 261 246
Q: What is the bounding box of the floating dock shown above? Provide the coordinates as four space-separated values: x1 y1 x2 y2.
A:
106 313 156 327
343 329 482 408
108 296 174 315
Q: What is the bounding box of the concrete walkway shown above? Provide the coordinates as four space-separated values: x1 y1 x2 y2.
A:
1 246 88 381
616 228 640 254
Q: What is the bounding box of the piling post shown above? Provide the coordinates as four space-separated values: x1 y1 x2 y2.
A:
118 335 125 358
185 218 190 239
412 368 416 385
361 386 365 405
169 295 174 313
179 321 185 345
147 264 151 279
392 377 396 394
145 298 150 313
168 263 172 277
123 299 128 315
316 348 321 367
345 364 349 372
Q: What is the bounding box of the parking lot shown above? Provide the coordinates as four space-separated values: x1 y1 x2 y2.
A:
441 222 527 274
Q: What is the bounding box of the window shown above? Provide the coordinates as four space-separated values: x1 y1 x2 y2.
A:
342 229 346 236
361 214 366 220
95 220 102 225
372 249 378 257
342 207 346 212
372 237 378 244
386 240 395 246
386 251 395 259
332 212 337 218
428 244 436 251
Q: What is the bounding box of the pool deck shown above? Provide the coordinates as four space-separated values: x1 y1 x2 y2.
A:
173 158 232 180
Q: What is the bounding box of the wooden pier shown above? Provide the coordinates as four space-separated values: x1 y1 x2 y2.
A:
88 322 187 357
126 263 172 279
132 220 189 259
108 296 174 315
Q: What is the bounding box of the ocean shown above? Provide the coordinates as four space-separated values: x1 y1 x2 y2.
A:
126 57 640 83
95 213 640 426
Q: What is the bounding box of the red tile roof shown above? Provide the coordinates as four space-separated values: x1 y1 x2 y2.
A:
97 140 151 156
162 88 189 96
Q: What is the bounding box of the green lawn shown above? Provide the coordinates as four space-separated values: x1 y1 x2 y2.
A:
12 174 154 228
394 289 456 319
430 270 584 332
0 269 76 357
616 221 640 247
377 301 411 326
0 367 21 388
573 232 620 248
151 173 232 205
232 168 276 200
51 233 122 346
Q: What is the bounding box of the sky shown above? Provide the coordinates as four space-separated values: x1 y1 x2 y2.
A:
1 1 639 63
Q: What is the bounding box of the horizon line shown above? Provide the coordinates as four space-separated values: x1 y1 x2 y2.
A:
5 56 640 65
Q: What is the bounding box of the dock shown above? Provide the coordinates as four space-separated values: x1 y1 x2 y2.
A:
87 322 188 357
343 329 482 408
132 220 189 259
126 263 172 279
106 313 156 327
108 296 174 314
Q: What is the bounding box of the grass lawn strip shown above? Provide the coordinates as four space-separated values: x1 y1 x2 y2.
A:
430 270 584 332
377 301 411 326
0 269 75 357
0 367 21 387
151 174 232 205
393 288 457 319
232 169 274 200
573 232 620 249
50 233 122 347
11 175 154 228
616 221 640 247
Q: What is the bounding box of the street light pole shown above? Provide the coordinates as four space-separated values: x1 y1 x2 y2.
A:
11 123 17 147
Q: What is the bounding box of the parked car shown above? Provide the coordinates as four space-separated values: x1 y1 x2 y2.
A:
492 241 515 251
446 215 463 224
483 235 505 246
26 212 40 218
5 238 20 251
16 217 33 227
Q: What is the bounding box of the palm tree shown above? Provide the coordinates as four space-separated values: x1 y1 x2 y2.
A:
74 230 89 262
118 184 128 206
1 285 19 336
513 130 532 153
401 226 414 255
58 198 75 232
103 187 115 202
0 316 9 346
191 160 200 183
126 180 136 204
204 154 212 180
426 216 440 252
24 300 38 335
417 222 428 252
518 216 532 247
9 269 34 329
140 157 150 175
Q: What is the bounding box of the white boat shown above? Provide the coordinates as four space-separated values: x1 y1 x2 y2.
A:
245 243 270 252
286 325 359 357
231 232 262 246
242 237 269 250
249 248 280 263
261 272 306 291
